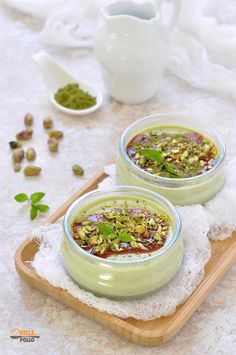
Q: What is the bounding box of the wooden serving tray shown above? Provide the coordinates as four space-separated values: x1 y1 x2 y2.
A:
15 169 236 346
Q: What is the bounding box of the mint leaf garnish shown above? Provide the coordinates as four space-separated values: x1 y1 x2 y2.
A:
118 232 132 243
30 192 45 204
164 163 180 176
30 205 38 220
36 204 49 213
138 149 163 163
97 223 115 237
14 193 28 202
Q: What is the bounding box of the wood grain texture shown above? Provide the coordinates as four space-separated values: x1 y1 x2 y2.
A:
14 170 236 346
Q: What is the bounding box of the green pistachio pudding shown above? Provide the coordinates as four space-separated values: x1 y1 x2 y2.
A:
62 187 183 299
116 115 226 205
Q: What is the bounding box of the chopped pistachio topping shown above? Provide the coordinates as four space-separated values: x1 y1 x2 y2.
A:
126 129 219 178
72 204 170 258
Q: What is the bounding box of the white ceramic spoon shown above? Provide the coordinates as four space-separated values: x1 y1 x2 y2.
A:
32 52 102 116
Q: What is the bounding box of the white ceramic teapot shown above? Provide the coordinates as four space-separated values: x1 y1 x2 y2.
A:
95 0 179 104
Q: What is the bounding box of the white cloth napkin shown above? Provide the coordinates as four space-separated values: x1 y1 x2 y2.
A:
3 0 236 97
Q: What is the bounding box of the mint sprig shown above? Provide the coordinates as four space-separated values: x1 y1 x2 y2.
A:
138 148 181 177
14 192 50 220
97 223 115 237
97 222 133 242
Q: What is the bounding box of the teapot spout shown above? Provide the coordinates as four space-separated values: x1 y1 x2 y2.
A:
32 52 75 93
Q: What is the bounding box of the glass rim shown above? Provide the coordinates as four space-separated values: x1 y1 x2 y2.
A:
63 186 182 265
119 113 226 184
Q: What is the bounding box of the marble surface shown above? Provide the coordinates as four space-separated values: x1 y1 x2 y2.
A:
0 4 235 354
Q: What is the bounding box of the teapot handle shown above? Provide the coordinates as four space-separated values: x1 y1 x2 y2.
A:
156 0 180 32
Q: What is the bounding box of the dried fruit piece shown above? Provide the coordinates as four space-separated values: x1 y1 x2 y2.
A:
13 163 21 172
9 141 22 149
16 129 33 141
23 166 41 176
48 137 58 152
26 147 36 161
72 164 84 176
43 116 53 129
48 130 63 139
12 148 24 163
24 112 33 126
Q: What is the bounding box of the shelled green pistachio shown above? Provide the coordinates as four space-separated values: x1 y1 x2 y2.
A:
26 147 36 161
24 166 41 176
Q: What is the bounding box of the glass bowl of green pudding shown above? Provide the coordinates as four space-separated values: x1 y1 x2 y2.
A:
62 186 183 299
116 114 226 205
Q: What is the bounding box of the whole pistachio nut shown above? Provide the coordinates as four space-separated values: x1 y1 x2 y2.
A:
26 147 36 161
24 112 33 126
12 148 24 163
48 130 63 139
43 116 53 129
72 164 84 176
13 163 21 172
24 166 41 176
48 137 58 152
9 141 22 149
16 129 33 141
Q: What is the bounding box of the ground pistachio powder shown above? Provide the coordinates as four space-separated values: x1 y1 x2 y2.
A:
54 83 97 110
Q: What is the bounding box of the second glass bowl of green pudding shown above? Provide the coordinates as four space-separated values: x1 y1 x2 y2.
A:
116 114 226 205
62 186 183 299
